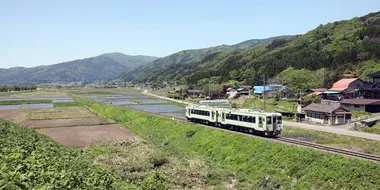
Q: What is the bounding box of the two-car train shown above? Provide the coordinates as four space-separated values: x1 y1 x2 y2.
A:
185 104 282 137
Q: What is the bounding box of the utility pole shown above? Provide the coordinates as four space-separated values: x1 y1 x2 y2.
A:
263 74 266 112
208 78 211 104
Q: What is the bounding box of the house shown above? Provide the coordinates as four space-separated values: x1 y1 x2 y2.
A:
322 78 366 100
340 99 380 113
253 84 285 95
303 103 351 125
369 71 380 84
306 88 328 96
253 86 271 95
187 89 203 97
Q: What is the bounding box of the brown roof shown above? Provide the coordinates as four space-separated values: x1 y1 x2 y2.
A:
308 88 328 92
340 99 380 105
329 78 359 91
303 103 346 113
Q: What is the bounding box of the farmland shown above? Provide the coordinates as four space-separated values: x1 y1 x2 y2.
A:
1 89 380 189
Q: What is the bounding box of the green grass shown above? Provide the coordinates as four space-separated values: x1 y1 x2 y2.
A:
53 102 81 107
282 126 380 155
88 139 231 189
0 119 122 189
242 98 298 112
355 123 380 135
78 98 380 189
0 99 52 105
351 110 373 120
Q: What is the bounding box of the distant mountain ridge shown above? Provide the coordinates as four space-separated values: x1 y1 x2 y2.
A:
128 11 380 87
0 53 157 85
118 35 295 82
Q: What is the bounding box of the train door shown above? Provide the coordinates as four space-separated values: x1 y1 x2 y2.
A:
258 116 264 129
211 111 215 121
215 111 219 123
222 112 225 122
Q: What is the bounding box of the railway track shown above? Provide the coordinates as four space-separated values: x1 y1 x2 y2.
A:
82 97 380 162
277 137 380 162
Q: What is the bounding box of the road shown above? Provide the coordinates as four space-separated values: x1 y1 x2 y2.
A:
144 91 380 141
283 121 380 141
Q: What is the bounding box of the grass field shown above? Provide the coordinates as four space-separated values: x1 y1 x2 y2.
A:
282 126 380 155
241 98 298 112
0 99 52 105
79 98 380 189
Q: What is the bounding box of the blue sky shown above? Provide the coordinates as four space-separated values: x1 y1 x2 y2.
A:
1 0 379 68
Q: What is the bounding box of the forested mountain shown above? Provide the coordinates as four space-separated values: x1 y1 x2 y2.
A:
130 12 380 88
0 53 157 85
118 35 294 81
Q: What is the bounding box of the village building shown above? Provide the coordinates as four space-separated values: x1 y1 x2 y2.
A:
369 71 380 84
187 89 203 97
322 78 367 100
253 84 285 96
302 103 351 125
340 99 380 113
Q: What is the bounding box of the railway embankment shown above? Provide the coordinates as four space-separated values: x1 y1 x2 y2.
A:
78 98 380 189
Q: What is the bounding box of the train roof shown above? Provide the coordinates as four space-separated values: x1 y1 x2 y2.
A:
186 104 281 116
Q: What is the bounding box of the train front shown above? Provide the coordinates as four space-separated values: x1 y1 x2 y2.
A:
266 113 283 136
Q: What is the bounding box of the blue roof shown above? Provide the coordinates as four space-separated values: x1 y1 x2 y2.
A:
254 86 272 94
253 84 285 94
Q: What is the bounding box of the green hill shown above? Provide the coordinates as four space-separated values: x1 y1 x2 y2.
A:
118 35 294 82
130 12 380 87
0 53 157 85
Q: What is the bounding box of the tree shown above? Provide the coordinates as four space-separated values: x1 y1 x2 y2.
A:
277 67 322 93
356 60 380 81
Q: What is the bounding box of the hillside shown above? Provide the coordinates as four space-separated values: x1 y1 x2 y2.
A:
131 12 380 87
0 53 157 85
118 35 294 82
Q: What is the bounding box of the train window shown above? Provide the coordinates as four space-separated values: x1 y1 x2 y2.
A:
267 117 272 124
277 116 282 124
247 116 252 122
259 117 262 124
253 117 256 123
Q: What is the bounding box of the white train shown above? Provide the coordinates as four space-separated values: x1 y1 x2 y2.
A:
185 104 282 137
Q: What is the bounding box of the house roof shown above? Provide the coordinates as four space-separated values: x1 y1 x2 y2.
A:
187 89 203 93
329 78 359 91
369 71 380 77
340 99 380 105
308 88 328 92
253 86 272 94
307 91 323 96
303 103 347 113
